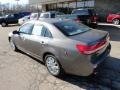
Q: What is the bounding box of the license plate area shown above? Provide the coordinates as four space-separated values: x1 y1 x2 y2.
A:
91 44 110 65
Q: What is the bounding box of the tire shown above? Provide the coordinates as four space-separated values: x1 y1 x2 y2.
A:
9 38 18 51
113 19 120 25
1 22 7 27
45 55 64 77
91 23 98 28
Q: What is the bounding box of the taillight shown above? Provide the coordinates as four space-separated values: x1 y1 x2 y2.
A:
74 18 81 23
76 40 107 54
90 16 98 22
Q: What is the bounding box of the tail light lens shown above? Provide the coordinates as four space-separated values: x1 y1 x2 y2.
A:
90 16 98 22
76 40 107 54
74 18 81 23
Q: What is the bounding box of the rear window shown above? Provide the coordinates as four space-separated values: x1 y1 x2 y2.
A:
72 9 89 15
54 21 90 36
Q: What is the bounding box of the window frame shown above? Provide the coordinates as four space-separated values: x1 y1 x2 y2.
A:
31 24 53 38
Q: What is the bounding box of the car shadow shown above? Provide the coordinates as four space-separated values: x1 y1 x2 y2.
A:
18 49 120 89
97 24 120 41
18 50 45 65
58 56 120 90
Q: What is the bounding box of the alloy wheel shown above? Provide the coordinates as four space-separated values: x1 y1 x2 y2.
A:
113 19 119 25
10 39 16 51
1 22 7 27
46 56 60 76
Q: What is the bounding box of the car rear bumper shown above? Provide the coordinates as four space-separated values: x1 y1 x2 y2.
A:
60 44 111 76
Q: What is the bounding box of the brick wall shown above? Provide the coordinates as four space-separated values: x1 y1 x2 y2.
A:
95 0 120 22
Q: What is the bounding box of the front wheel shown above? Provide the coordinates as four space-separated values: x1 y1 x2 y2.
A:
45 55 64 77
113 19 120 25
9 38 18 51
1 22 7 27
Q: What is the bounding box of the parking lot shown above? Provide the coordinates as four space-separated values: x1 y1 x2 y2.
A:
0 24 120 90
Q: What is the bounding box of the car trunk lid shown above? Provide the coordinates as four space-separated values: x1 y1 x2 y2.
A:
70 29 108 45
70 29 109 54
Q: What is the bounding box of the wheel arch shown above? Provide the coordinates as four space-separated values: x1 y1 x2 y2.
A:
43 51 65 76
42 52 55 63
8 37 11 42
112 18 120 21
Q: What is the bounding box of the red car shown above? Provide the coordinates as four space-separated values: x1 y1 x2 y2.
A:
107 12 120 25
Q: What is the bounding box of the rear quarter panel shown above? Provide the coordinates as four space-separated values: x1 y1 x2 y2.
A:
42 37 93 75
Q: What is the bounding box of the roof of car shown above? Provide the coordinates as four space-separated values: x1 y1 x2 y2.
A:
41 11 58 13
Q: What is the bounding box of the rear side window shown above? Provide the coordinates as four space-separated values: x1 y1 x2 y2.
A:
41 26 52 38
72 9 89 15
19 23 34 34
44 28 52 38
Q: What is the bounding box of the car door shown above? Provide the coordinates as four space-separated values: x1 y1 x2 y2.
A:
23 24 45 60
25 23 52 61
41 26 53 55
7 14 16 24
14 23 34 52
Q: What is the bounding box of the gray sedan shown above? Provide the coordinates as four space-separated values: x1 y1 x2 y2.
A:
8 19 111 77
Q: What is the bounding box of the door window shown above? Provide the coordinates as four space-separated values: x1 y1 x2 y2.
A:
19 23 34 34
8 14 14 18
32 25 43 36
31 24 52 38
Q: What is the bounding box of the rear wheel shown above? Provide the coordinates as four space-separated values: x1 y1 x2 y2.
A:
45 55 64 77
1 22 7 27
9 38 18 51
91 23 98 28
113 19 120 25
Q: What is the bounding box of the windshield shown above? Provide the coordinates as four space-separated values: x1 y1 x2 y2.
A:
54 21 90 36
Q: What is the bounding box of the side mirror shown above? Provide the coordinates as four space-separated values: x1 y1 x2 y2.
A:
13 30 19 34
